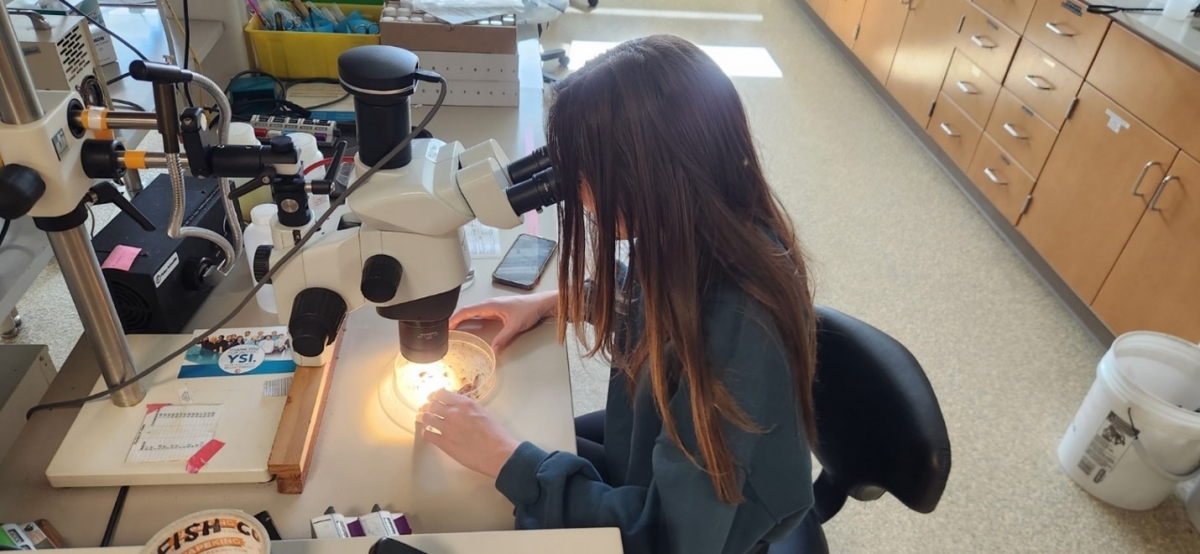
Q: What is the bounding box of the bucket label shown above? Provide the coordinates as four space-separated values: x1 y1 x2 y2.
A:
1077 411 1137 483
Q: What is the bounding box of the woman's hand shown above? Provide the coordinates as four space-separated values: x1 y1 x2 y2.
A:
417 389 520 479
450 291 558 353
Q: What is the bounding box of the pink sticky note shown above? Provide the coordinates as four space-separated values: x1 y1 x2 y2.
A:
101 245 141 271
186 440 225 474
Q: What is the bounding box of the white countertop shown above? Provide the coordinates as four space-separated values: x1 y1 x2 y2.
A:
56 529 623 554
1096 0 1200 69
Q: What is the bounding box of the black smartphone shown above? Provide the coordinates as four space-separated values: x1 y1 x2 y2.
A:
492 233 558 290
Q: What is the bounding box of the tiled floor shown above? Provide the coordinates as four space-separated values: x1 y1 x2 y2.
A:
7 1 1199 551
543 1 1200 552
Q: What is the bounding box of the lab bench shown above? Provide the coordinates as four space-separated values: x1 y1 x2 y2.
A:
0 27 600 550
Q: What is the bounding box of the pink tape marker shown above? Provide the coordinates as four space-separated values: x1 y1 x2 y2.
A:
101 245 141 271
145 403 171 414
186 440 225 474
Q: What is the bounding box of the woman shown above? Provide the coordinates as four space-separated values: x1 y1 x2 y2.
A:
418 35 817 554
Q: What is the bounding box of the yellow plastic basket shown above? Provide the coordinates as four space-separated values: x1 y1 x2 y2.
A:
245 5 382 79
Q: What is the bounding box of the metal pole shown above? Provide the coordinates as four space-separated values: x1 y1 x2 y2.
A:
0 6 144 406
47 227 146 407
0 7 43 124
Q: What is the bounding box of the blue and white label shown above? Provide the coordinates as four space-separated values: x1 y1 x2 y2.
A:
218 344 266 374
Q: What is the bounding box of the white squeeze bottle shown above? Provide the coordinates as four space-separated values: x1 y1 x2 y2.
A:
244 204 278 313
230 123 271 222
288 132 328 219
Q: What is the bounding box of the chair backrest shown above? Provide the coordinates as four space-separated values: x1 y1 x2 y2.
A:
809 306 951 522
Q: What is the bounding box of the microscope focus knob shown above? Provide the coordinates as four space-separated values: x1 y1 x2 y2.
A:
289 288 348 358
361 255 403 303
0 164 46 219
253 245 273 284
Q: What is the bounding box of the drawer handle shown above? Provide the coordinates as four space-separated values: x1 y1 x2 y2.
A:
1130 161 1162 196
983 167 1008 185
1003 123 1028 139
956 80 978 94
1024 75 1054 90
1148 175 1178 211
971 35 997 49
1044 22 1076 36
939 123 960 137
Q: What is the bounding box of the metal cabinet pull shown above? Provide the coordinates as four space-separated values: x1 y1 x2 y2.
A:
956 80 978 94
1044 22 1075 36
1003 123 1028 139
1148 175 1178 211
1130 161 1162 196
939 123 960 137
971 35 997 49
1024 75 1054 90
983 167 1008 185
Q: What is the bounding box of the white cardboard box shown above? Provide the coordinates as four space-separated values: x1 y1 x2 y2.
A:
415 51 519 83
413 79 519 107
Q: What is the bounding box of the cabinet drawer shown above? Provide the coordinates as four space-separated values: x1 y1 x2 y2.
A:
1005 41 1083 130
941 49 1002 126
954 3 1021 81
1089 25 1200 159
970 0 1036 35
928 92 984 170
987 89 1058 176
967 133 1037 224
1023 0 1109 76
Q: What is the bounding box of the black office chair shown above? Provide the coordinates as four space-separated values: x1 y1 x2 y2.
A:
769 306 952 553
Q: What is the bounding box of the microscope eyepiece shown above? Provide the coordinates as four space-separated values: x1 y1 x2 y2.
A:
506 146 552 185
506 168 560 216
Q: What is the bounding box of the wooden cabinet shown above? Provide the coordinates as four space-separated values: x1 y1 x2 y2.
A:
953 3 1021 81
886 0 967 126
967 134 1038 224
941 49 1002 125
1023 0 1110 76
1017 84 1178 303
972 0 1037 40
927 92 983 169
852 0 911 82
1005 40 1083 130
825 0 870 47
985 89 1058 176
807 0 832 25
1092 152 1200 342
1088 25 1200 160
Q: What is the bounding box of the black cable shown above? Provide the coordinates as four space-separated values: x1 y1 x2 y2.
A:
111 98 147 111
100 486 129 547
56 0 148 61
106 72 130 85
181 0 195 107
1086 4 1200 13
26 76 450 418
0 218 10 247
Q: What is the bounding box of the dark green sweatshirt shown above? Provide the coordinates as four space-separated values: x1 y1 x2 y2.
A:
495 280 814 553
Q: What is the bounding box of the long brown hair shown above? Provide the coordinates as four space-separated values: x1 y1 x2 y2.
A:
548 35 817 504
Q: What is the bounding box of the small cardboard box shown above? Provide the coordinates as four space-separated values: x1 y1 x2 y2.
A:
380 20 517 55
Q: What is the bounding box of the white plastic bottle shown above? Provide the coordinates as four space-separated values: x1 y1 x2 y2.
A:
230 122 270 223
288 132 328 219
244 204 278 313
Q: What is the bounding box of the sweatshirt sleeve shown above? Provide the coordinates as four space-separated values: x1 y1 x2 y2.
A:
495 290 799 554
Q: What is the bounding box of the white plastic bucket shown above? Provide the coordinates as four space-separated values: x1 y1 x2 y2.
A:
1058 331 1200 510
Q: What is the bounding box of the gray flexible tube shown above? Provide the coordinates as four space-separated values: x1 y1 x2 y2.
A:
161 71 243 274
165 152 235 267
191 72 243 273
